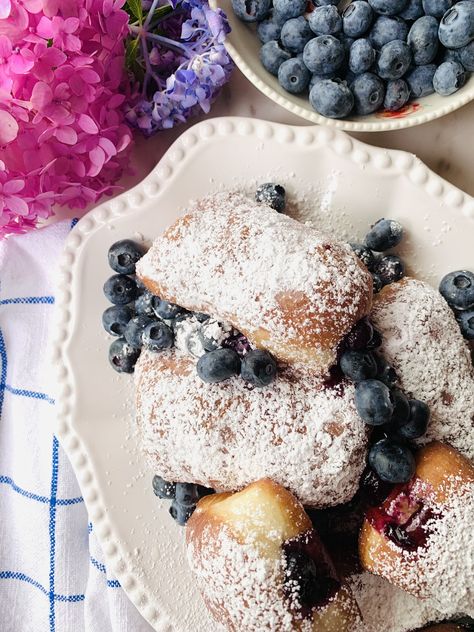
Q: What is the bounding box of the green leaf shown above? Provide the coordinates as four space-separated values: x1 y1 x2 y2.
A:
126 0 143 23
125 36 140 69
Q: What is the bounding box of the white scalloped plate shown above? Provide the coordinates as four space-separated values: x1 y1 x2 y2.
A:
52 118 474 632
211 0 474 132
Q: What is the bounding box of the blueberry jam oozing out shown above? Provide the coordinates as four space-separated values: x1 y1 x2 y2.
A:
282 530 340 618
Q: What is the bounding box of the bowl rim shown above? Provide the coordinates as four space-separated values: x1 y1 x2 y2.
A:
212 0 474 133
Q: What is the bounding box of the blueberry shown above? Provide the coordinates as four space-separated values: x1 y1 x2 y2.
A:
439 47 460 63
397 399 430 439
368 0 408 16
255 182 286 212
108 239 145 275
339 33 356 54
345 317 374 350
281 16 313 53
349 38 376 74
365 218 404 251
175 483 200 507
169 500 194 526
340 350 378 382
355 379 394 425
241 349 277 386
197 348 241 383
368 439 416 483
374 354 398 386
124 314 153 348
108 338 140 373
152 297 185 320
406 63 436 96
309 71 338 92
384 79 410 111
367 328 383 350
433 60 467 95
351 72 385 115
350 242 376 268
278 57 311 93
457 310 474 339
370 16 408 49
372 255 405 285
372 274 384 293
399 0 424 20
102 305 133 336
135 291 155 317
309 5 342 35
313 0 338 5
407 16 439 65
260 40 292 76
142 321 174 351
231 0 271 22
193 312 210 323
390 387 410 424
152 475 176 499
198 319 232 352
257 10 284 43
422 0 453 18
104 274 138 305
439 270 474 310
458 39 474 69
273 0 306 20
309 79 354 118
377 40 412 80
303 35 345 74
439 1 474 49
343 1 374 38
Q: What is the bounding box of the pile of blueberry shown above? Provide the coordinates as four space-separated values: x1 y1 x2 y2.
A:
152 476 214 526
232 0 474 119
439 269 474 339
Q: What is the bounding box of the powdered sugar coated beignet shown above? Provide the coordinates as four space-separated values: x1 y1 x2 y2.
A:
371 278 474 460
135 349 368 507
136 192 373 375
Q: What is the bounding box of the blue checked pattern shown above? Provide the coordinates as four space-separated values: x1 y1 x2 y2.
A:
0 220 154 632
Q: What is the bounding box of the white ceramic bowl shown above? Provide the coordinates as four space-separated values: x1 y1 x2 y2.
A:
212 0 474 132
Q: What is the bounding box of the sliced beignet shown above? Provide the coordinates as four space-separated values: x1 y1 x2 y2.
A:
136 192 373 374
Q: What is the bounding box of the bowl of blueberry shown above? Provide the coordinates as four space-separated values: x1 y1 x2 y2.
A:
213 0 474 130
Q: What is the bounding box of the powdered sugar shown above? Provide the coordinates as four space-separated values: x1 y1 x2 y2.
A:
371 278 474 460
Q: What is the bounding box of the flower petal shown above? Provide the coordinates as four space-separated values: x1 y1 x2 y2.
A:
4 179 24 194
5 195 29 216
30 81 52 110
55 126 77 145
0 0 11 19
77 114 99 134
0 110 18 145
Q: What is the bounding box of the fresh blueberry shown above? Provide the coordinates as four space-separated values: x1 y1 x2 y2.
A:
103 274 138 305
351 72 385 114
255 182 286 212
142 321 174 351
135 291 155 317
152 475 176 499
338 33 356 54
231 0 271 22
260 40 292 76
440 47 460 63
303 35 345 74
309 79 354 118
278 57 311 93
273 0 306 20
124 314 153 348
108 338 140 373
390 387 410 424
343 1 374 38
370 16 408 49
169 500 195 526
372 274 384 293
241 349 277 386
193 312 210 323
406 63 437 96
198 319 232 352
384 79 410 111
197 348 241 383
355 379 394 425
458 39 474 69
152 297 185 320
457 310 474 339
372 255 405 285
397 399 430 438
377 40 412 80
281 16 314 53
407 16 439 65
108 239 145 275
374 354 398 386
309 5 342 35
175 483 200 507
309 71 338 92
349 38 376 74
433 60 467 95
313 0 339 5
222 332 253 356
350 243 377 268
367 328 383 350
368 0 408 16
438 1 474 49
368 439 416 483
102 305 133 336
340 350 378 382
422 0 453 18
439 270 474 310
399 0 424 20
257 10 285 43
365 218 404 251
344 317 374 350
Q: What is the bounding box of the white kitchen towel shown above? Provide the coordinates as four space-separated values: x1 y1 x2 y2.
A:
0 221 154 632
